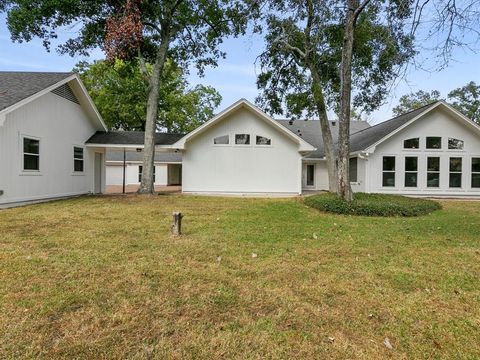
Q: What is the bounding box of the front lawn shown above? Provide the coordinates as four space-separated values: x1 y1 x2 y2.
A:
0 195 479 359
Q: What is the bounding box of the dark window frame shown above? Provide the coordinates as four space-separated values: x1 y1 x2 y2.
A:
427 157 440 188
23 137 40 171
426 136 442 149
73 146 84 172
382 156 396 187
403 138 420 149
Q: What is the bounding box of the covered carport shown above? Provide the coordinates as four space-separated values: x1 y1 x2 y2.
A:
85 131 184 194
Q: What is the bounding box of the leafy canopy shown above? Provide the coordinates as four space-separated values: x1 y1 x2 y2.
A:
392 90 442 116
393 82 480 124
74 59 221 133
256 0 415 119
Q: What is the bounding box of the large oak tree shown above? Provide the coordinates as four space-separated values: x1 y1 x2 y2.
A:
1 0 252 194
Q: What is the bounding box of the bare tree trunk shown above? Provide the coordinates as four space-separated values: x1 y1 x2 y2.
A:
310 66 337 192
138 39 169 194
337 0 358 201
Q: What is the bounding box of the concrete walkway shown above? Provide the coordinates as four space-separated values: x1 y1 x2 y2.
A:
105 185 182 194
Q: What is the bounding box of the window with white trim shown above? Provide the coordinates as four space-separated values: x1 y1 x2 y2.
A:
382 156 395 187
403 138 419 149
427 157 440 188
235 134 250 145
213 135 229 144
23 137 40 171
426 137 442 149
139 165 155 183
449 157 462 188
448 138 464 150
404 156 418 187
73 147 84 172
472 158 480 188
256 135 271 145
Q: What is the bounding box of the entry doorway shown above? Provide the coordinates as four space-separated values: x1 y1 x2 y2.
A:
94 152 103 194
167 164 182 185
305 164 315 188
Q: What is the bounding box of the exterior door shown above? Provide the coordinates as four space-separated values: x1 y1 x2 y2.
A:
306 164 315 187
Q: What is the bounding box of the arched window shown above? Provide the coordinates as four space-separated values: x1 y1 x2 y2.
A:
213 135 229 144
403 138 419 149
256 135 272 145
448 138 464 150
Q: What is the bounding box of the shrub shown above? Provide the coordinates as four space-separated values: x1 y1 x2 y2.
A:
304 192 441 217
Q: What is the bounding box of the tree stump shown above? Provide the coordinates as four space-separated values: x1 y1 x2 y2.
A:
171 212 183 236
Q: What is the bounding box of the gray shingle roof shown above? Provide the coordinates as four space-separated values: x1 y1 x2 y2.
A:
349 102 439 152
106 150 181 163
277 119 371 158
86 131 184 146
0 71 73 111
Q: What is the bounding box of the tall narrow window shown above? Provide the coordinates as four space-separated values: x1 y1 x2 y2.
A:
472 158 480 188
449 157 462 188
235 134 250 145
382 156 395 187
427 157 440 188
23 137 40 171
404 157 418 187
306 164 315 186
426 137 442 149
349 157 358 182
403 138 419 149
73 147 84 172
139 165 155 183
448 138 464 150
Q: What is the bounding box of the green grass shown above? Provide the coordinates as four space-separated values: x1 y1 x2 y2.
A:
305 192 442 216
0 194 479 359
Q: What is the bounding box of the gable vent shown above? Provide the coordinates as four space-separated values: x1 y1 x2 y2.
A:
51 83 80 105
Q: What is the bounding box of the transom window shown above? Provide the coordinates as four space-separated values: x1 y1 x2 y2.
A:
213 135 229 145
73 147 84 172
427 157 440 188
449 157 462 188
256 135 271 145
403 138 419 149
404 157 418 187
426 137 442 149
139 165 155 183
382 156 395 187
472 158 480 188
235 134 250 145
448 138 464 150
23 137 40 171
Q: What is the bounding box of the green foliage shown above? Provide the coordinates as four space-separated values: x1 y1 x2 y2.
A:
392 90 442 116
1 0 253 69
74 59 221 132
304 192 441 217
393 82 480 123
256 0 415 119
448 81 480 124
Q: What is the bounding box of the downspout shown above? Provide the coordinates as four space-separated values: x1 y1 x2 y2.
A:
122 148 126 194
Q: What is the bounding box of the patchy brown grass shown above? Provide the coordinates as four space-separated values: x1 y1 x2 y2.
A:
0 195 479 359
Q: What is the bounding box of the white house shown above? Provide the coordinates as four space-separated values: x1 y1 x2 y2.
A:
0 72 107 206
2 71 480 204
168 99 480 196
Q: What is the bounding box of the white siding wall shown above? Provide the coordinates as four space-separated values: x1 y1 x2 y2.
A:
351 157 367 192
365 108 480 196
106 163 169 185
0 92 101 205
182 108 302 194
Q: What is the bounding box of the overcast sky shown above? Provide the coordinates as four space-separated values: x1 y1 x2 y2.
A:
1 13 477 125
